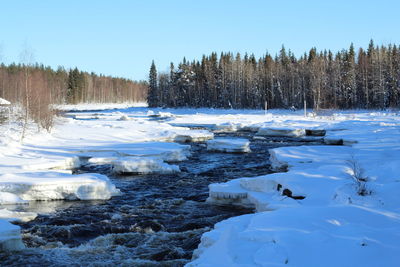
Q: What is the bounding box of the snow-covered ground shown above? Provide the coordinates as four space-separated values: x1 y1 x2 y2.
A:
0 104 399 266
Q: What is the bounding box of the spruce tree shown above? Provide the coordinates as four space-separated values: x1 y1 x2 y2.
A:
148 60 158 107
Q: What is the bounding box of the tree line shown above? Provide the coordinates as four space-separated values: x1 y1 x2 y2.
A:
0 63 147 130
148 40 400 110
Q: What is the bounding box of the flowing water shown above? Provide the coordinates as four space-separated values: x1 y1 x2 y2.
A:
1 129 323 267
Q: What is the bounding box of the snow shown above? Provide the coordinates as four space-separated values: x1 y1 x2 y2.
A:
1 105 400 261
190 111 400 266
207 138 251 153
112 157 180 174
0 192 28 205
0 172 120 201
0 209 37 222
0 219 25 251
256 127 306 137
0 98 11 105
53 102 147 111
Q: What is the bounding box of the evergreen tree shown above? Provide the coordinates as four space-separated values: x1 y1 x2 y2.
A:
147 60 158 107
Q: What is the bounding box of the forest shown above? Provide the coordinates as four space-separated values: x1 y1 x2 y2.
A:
0 63 147 129
148 40 400 110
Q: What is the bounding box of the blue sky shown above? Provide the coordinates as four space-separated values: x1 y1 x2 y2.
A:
0 0 399 80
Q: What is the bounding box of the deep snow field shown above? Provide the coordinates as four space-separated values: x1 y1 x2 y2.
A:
0 104 400 266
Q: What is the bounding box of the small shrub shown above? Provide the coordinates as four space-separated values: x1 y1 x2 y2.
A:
346 156 371 196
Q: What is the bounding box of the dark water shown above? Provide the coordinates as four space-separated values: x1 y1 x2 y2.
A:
1 130 323 267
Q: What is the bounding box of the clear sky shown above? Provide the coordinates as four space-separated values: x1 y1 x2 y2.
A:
0 0 399 81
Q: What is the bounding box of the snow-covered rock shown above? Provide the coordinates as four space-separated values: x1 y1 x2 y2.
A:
256 127 306 137
112 157 180 174
0 172 120 202
206 138 251 153
0 219 25 251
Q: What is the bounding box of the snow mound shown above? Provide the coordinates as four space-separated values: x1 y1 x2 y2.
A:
112 157 180 174
207 138 251 153
0 172 120 202
256 127 306 137
0 219 25 251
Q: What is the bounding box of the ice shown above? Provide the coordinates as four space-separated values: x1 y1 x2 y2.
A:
0 219 25 251
112 157 180 174
76 142 191 163
173 130 214 143
206 138 251 153
0 192 28 205
0 172 120 202
256 127 306 137
0 209 37 222
214 122 238 132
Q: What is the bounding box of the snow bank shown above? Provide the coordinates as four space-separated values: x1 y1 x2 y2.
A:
0 219 25 251
256 127 306 137
112 157 180 174
189 205 400 267
190 111 400 266
207 138 251 153
0 172 120 202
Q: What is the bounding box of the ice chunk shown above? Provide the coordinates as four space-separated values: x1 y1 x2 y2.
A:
256 127 306 137
207 138 251 153
174 130 214 143
0 219 25 251
214 122 238 132
0 172 120 201
112 157 180 174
